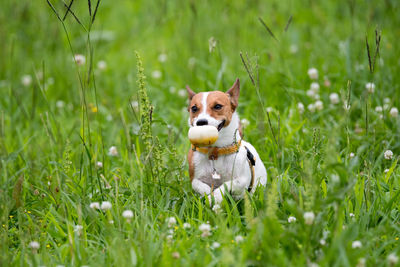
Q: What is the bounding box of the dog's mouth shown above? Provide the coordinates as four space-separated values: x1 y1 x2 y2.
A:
217 120 226 131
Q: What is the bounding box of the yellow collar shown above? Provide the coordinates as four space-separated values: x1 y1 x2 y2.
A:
191 140 242 160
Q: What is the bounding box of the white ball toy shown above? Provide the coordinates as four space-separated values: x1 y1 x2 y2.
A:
188 126 219 147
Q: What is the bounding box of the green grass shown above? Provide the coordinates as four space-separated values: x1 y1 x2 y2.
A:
1 0 400 266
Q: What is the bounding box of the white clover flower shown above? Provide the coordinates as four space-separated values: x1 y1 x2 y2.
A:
240 118 250 128
56 100 65 108
315 100 323 111
183 222 191 229
166 234 173 241
303 211 315 225
289 44 298 54
178 89 186 98
329 93 340 105
21 75 32 87
97 60 107 70
266 107 273 113
199 223 211 232
389 107 398 118
319 239 326 246
199 223 211 237
349 213 355 218
235 235 244 243
306 89 316 98
310 82 320 92
384 97 391 104
365 82 375 93
122 210 134 219
151 70 162 79
388 253 399 265
96 161 103 168
211 242 220 249
384 169 390 174
108 146 118 157
108 220 114 224
349 152 355 158
307 68 318 80
352 240 362 249
297 102 305 114
89 202 100 209
375 106 383 113
167 217 177 228
29 241 40 249
168 229 174 234
307 103 316 113
288 216 297 223
212 204 222 214
106 114 113 121
101 201 112 210
74 54 86 66
158 53 167 63
384 150 393 160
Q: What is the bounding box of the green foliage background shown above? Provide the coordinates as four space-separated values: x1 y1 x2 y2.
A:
1 0 400 266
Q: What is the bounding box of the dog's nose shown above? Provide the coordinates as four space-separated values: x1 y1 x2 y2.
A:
196 119 208 126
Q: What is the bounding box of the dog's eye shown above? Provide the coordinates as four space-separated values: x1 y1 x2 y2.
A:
214 104 223 110
191 105 198 113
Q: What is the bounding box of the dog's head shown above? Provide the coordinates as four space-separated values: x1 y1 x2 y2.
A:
186 79 240 131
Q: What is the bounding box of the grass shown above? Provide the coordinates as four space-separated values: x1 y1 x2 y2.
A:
1 0 400 266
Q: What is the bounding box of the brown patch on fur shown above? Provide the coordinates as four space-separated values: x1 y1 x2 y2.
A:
188 92 204 126
187 149 194 181
206 91 234 127
186 85 196 100
226 78 240 109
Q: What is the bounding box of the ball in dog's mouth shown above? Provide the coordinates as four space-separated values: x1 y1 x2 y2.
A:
188 125 219 147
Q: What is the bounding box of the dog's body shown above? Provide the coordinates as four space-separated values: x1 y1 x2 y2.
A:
186 79 267 204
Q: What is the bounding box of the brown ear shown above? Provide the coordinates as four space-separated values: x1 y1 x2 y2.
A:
226 78 240 109
186 85 196 100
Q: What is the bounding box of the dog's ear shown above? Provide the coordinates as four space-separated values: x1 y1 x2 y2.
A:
186 85 196 100
226 78 240 109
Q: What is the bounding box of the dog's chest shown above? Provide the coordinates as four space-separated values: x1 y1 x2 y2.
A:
193 150 244 188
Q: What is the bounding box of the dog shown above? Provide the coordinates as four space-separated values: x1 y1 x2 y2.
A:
186 78 267 204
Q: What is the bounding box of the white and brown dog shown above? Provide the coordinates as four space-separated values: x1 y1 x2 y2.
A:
186 78 267 204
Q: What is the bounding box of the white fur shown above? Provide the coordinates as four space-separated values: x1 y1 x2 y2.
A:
189 96 267 205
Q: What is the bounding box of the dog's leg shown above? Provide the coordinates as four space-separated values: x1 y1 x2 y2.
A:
192 179 212 196
209 176 250 204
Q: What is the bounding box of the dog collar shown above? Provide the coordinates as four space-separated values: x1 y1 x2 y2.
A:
191 140 242 160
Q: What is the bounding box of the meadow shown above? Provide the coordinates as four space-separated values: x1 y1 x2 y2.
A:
1 0 400 266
